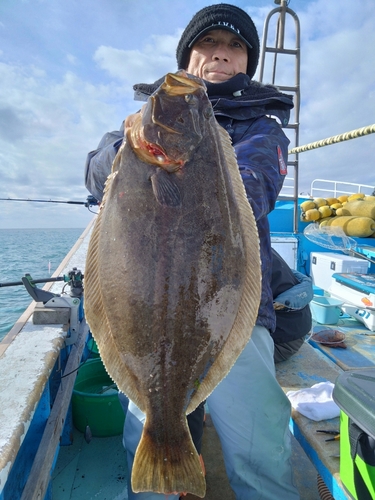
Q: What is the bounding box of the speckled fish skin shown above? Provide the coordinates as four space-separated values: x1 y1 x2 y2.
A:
84 71 261 497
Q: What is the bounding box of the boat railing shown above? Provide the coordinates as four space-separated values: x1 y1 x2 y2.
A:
310 179 374 199
276 177 374 201
278 176 296 199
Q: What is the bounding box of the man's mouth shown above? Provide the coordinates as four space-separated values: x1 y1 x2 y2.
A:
208 69 228 75
206 67 231 77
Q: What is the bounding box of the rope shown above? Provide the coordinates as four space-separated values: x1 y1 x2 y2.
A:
317 474 334 500
289 124 375 155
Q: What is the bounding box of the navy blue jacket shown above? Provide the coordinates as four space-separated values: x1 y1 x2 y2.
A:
84 73 293 333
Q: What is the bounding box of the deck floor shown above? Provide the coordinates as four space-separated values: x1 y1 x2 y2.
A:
53 413 320 499
53 429 128 500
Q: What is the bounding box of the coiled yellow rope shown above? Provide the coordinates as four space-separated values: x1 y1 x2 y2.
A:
289 124 375 155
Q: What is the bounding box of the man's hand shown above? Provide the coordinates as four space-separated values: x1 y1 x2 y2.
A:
273 301 287 311
124 105 147 135
124 112 139 134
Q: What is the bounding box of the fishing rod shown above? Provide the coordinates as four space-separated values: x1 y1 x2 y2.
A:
0 268 84 291
0 268 84 304
0 276 65 288
0 195 98 208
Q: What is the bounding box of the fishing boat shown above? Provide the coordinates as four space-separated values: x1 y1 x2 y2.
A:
1 1 375 499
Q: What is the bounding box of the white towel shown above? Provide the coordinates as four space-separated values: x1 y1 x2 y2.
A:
286 381 340 421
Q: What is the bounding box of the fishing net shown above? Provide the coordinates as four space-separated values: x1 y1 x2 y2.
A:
303 223 375 264
303 223 356 254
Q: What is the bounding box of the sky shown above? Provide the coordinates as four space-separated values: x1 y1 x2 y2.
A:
0 0 374 229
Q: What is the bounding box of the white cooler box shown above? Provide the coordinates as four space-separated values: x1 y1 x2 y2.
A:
310 252 369 292
329 273 375 331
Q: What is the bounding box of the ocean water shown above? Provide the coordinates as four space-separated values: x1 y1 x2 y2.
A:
0 228 85 341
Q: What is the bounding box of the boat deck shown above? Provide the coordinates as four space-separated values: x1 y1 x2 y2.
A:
53 429 128 500
53 312 375 500
53 400 320 500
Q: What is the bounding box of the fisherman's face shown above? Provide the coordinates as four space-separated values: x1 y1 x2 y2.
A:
186 29 248 83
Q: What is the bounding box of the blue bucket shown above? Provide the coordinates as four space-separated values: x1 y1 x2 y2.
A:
310 296 344 325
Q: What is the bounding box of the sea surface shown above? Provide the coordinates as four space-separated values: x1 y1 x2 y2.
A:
0 228 85 341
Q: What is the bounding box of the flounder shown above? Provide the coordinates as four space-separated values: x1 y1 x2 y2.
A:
84 71 261 497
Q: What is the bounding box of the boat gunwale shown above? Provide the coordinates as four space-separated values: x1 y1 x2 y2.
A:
0 220 95 358
0 220 94 493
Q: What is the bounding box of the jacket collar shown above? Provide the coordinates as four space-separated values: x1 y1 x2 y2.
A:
133 73 293 126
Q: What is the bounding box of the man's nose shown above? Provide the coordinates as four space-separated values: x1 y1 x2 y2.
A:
212 44 230 61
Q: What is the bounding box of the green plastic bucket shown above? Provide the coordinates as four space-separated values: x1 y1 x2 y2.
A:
72 358 125 437
87 337 100 358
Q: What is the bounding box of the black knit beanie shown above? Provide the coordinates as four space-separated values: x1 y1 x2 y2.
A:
176 4 260 79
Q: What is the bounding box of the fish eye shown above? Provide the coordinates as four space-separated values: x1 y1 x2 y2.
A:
203 106 213 119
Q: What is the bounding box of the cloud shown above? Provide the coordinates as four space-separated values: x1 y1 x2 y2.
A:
0 59 130 214
0 106 28 142
66 53 78 65
1 0 375 228
93 33 180 84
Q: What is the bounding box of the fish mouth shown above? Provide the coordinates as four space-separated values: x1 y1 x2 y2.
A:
144 141 183 172
161 70 206 96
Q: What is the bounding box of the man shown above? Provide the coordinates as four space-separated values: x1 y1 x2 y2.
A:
184 250 313 488
85 4 298 499
271 249 313 363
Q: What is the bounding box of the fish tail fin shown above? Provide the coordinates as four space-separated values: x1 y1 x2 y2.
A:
131 422 206 497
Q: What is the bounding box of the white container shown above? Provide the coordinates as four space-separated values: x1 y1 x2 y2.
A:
329 274 375 309
329 273 375 331
339 303 375 332
310 252 369 292
271 236 298 269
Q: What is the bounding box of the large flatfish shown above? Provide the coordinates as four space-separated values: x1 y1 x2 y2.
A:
84 71 261 497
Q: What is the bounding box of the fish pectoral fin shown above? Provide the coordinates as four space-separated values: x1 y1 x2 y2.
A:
151 168 182 207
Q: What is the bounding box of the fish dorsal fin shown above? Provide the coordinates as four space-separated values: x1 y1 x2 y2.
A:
84 149 145 411
187 122 262 414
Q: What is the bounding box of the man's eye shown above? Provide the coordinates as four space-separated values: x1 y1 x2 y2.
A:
232 41 243 48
